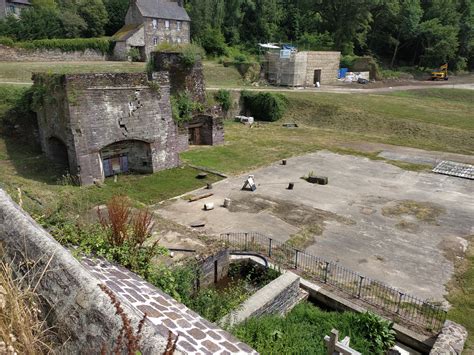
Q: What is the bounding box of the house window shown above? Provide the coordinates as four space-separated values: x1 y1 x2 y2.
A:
177 38 182 44
177 21 181 31
7 5 15 14
153 37 158 46
152 19 157 29
165 20 170 29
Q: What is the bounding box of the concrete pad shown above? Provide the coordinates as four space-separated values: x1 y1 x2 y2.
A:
156 151 474 301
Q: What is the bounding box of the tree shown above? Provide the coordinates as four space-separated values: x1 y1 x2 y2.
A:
61 11 88 38
457 0 474 70
103 0 129 35
77 0 108 37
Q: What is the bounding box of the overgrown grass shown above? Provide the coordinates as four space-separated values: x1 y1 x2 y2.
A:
447 244 474 351
203 61 246 88
232 302 396 354
0 259 53 354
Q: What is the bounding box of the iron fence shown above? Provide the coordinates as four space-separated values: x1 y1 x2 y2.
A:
219 232 446 332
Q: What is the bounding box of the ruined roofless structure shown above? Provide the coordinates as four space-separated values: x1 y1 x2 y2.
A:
33 52 223 186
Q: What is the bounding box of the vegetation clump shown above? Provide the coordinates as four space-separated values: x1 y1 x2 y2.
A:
0 37 113 54
232 303 396 354
241 91 288 122
214 89 231 111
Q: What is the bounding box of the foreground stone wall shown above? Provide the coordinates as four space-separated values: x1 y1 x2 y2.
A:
429 321 468 355
221 271 303 327
0 189 169 354
0 45 108 62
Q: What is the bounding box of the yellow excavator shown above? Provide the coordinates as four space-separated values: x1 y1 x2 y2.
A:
431 63 448 80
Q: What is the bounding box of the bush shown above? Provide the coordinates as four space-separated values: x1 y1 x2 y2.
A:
214 89 231 111
0 36 14 46
12 37 114 54
241 91 288 122
171 91 203 123
198 27 227 57
127 47 141 62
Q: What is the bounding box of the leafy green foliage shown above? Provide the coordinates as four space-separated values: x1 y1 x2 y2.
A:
1 37 113 54
214 89 231 111
233 303 396 354
127 47 141 62
171 91 203 123
198 26 228 56
241 91 288 122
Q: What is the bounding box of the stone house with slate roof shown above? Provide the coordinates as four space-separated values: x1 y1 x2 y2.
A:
113 0 190 61
0 0 31 18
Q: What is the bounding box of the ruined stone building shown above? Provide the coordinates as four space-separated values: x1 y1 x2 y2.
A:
265 51 341 86
34 52 223 186
0 0 30 18
113 0 190 61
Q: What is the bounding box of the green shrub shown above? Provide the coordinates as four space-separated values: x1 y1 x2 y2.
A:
147 263 197 303
340 54 358 68
198 27 228 56
241 91 288 122
127 47 141 62
181 43 205 68
13 37 114 54
214 89 231 111
0 36 14 46
171 91 203 123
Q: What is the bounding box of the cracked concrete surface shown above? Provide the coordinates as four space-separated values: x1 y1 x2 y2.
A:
157 151 474 301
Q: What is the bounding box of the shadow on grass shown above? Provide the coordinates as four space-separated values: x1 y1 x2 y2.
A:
2 135 67 185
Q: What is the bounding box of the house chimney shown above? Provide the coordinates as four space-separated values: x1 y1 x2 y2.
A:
177 0 183 7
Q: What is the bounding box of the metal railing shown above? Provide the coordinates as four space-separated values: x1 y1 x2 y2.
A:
219 232 446 332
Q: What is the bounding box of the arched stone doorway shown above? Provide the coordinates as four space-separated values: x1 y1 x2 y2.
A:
47 136 70 171
100 140 152 177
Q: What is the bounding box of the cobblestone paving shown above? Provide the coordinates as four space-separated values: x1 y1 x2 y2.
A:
81 257 256 354
432 161 474 180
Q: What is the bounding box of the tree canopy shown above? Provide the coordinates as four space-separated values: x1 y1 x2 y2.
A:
1 0 473 70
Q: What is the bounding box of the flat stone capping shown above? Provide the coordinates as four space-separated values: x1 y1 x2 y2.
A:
429 320 468 355
220 271 304 327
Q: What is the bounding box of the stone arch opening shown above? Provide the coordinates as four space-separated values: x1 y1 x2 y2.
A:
100 140 152 177
47 136 70 171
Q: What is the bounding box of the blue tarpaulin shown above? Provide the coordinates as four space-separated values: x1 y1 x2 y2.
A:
338 68 348 79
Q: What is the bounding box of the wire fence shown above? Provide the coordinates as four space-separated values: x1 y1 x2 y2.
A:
219 232 446 332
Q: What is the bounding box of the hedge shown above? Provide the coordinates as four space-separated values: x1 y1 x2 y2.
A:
0 37 114 54
241 91 289 122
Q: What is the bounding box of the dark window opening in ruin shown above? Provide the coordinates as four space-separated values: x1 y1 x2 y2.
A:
47 137 70 172
100 140 152 178
313 69 322 85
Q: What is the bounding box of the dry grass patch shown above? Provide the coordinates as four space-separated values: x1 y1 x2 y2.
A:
0 260 52 354
382 200 445 224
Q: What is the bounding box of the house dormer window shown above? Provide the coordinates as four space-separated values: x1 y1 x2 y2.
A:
177 21 181 31
165 20 170 29
152 19 157 29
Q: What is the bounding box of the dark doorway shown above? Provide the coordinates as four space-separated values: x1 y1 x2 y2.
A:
313 69 322 85
47 137 69 171
100 140 151 178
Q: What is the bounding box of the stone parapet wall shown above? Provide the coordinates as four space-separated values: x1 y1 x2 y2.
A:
0 189 169 354
429 321 468 355
0 44 108 62
221 271 303 327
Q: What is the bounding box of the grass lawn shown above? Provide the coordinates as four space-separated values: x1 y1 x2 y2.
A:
447 245 474 351
202 61 247 88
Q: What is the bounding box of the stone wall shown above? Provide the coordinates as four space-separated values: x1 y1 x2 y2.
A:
220 271 303 327
429 321 468 355
0 45 108 62
151 51 206 103
0 189 169 354
198 249 230 288
305 51 341 85
143 18 190 59
34 72 180 185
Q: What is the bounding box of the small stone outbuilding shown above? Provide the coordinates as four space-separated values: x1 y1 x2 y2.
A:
265 51 341 86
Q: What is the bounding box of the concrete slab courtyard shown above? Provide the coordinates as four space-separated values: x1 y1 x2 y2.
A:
156 151 474 301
